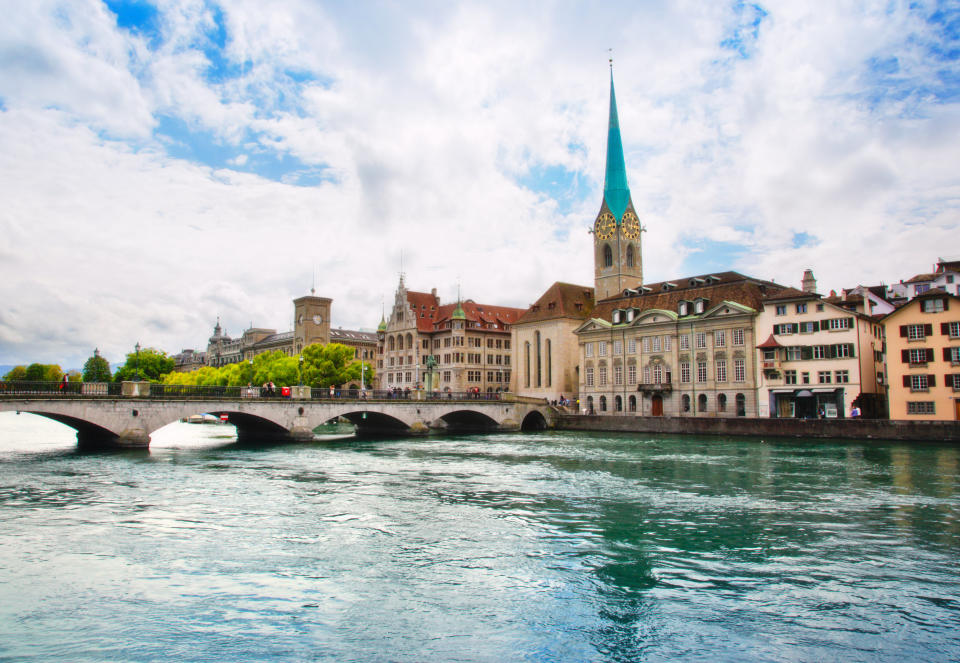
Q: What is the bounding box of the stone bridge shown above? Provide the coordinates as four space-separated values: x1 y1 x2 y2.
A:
0 394 556 449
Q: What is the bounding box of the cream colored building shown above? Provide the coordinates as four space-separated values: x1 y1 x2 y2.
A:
755 287 886 419
511 282 594 403
884 289 960 421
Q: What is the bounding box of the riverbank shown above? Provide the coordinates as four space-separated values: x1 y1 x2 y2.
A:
556 413 960 442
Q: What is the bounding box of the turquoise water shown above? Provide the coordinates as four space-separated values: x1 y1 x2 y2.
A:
0 414 958 662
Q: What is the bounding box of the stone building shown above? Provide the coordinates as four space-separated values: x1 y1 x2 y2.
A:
376 276 524 393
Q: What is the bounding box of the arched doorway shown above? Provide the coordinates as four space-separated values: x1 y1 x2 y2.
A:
651 394 663 416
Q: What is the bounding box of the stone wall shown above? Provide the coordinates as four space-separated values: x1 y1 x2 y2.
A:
556 414 960 442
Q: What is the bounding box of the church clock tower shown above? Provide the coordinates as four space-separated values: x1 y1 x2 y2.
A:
593 65 643 301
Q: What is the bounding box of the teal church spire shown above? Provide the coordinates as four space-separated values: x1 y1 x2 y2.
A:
602 69 632 223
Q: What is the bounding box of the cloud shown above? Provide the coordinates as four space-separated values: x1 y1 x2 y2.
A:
0 0 957 369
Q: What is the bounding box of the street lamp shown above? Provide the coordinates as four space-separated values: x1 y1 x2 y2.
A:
134 342 141 381
298 355 304 387
248 359 254 388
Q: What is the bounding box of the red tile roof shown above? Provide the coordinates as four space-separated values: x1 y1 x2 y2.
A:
516 282 595 325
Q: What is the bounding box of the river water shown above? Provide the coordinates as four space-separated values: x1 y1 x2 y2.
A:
0 413 958 662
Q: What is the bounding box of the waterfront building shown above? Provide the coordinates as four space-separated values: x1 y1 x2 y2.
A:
883 288 960 421
888 257 960 301
511 282 594 402
377 276 524 393
754 278 887 419
576 272 784 417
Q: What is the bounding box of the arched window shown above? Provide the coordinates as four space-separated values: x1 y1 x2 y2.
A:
698 394 708 413
603 244 613 267
736 393 746 417
615 395 623 412
628 395 637 412
587 395 595 414
545 338 552 388
718 393 727 412
524 341 531 388
397 335 404 351
535 331 542 388
599 395 607 412
682 394 691 412
626 244 634 267
388 336 395 351
406 333 413 349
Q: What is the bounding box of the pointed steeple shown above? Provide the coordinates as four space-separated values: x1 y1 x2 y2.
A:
602 68 632 223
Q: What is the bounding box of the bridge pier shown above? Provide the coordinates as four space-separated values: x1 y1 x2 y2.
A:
77 428 150 450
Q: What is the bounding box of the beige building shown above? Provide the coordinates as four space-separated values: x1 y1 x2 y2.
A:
376 276 523 394
755 285 886 419
511 282 594 402
884 289 960 421
576 272 785 417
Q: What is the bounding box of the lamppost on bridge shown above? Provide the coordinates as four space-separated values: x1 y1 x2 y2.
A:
248 359 254 388
134 342 141 381
298 355 304 387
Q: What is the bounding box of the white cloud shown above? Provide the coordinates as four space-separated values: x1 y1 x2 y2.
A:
0 0 957 370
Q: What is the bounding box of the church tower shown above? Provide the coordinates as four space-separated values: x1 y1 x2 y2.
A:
593 65 643 301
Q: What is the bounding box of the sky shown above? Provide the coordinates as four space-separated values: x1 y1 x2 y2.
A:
0 0 958 370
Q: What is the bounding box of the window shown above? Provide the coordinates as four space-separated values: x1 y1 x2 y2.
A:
697 361 708 383
799 321 818 333
716 360 727 382
796 303 807 314
627 337 637 354
736 393 746 417
598 364 608 386
950 374 960 390
816 304 825 312
698 394 708 412
826 318 852 330
678 301 689 316
922 298 945 313
714 330 726 347
802 372 810 384
585 366 594 387
835 370 849 383
733 328 745 346
598 342 607 357
643 365 651 384
947 322 960 338
835 344 853 358
784 370 797 384
626 245 634 267
695 332 706 349
585 343 593 358
948 347 960 363
614 364 623 385
905 324 927 340
695 300 705 314
776 305 787 315
615 395 623 412
907 402 935 415
680 362 691 383
599 395 607 412
717 393 727 412
734 359 745 382
787 346 802 361
653 364 664 384
613 340 623 355
679 335 690 350
818 371 832 383
652 336 661 352
915 284 930 295
908 348 929 364
682 394 691 412
627 364 637 384
603 244 613 267
628 395 637 412
642 337 651 353
910 374 931 391
663 336 672 351
813 346 827 360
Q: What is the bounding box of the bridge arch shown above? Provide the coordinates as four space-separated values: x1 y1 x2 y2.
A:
520 409 549 431
435 409 501 434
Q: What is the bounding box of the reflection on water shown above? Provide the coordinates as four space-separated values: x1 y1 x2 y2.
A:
0 413 958 662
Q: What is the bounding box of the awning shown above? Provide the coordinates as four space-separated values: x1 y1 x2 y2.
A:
771 389 795 394
795 390 814 397
812 388 838 393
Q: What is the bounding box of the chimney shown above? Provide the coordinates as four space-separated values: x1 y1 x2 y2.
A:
801 269 817 294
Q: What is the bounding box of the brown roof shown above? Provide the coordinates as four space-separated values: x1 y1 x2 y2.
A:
515 282 595 325
405 289 525 333
937 259 960 273
905 272 936 284
591 271 788 320
404 290 442 333
761 287 817 302
756 334 783 349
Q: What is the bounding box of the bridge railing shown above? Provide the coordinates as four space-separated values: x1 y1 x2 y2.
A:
0 381 510 403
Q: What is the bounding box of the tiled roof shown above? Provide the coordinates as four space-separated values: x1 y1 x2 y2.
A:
516 282 595 325
252 331 294 348
404 289 524 333
904 272 936 284
405 290 442 333
591 271 786 320
330 328 378 343
761 287 816 302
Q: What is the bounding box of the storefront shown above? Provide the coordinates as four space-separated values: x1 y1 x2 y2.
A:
770 387 846 419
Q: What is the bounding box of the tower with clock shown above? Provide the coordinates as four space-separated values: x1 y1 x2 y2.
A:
593 65 643 301
293 291 332 354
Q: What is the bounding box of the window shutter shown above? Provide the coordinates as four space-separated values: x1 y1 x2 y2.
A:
902 349 910 363
925 324 933 336
945 347 952 361
944 322 951 335
946 374 951 388
813 321 820 332
801 346 812 360
945 299 950 311
900 325 908 337
929 374 936 387
902 375 911 387
927 348 935 363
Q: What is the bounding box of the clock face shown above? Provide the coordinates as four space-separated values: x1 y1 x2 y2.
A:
312 314 323 325
621 211 641 240
594 212 616 240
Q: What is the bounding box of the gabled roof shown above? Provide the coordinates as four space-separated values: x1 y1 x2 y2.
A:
904 272 937 284
330 328 378 343
761 287 818 303
515 282 595 325
881 288 959 321
757 334 783 349
591 271 785 320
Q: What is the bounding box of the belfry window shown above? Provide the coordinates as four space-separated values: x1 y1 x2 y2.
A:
603 244 613 267
626 245 634 267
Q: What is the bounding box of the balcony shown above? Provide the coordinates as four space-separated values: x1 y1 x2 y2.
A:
762 360 780 370
638 382 672 394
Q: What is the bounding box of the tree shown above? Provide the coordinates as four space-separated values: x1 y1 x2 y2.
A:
82 352 111 382
3 366 26 381
23 363 62 382
113 347 175 383
300 343 372 388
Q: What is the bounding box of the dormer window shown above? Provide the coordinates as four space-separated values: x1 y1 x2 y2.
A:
626 309 635 322
678 301 689 316
694 299 707 314
612 309 622 324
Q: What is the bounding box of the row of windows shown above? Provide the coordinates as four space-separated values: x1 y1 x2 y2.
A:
585 329 745 357
775 303 826 315
774 344 855 361
586 392 747 415
902 374 960 390
383 370 511 385
783 370 849 384
389 353 511 367
773 318 852 335
584 359 746 386
386 335 512 352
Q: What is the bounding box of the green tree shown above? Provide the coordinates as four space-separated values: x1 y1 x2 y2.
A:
301 343 372 388
3 366 26 381
23 363 62 382
113 347 175 383
82 352 112 382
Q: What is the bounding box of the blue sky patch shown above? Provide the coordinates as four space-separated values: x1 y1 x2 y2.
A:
681 238 749 276
791 231 817 249
719 1 769 59
519 163 591 217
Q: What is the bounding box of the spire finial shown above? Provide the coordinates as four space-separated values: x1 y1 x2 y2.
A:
609 48 613 70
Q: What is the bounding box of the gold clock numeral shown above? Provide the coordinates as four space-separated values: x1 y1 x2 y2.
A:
595 212 616 240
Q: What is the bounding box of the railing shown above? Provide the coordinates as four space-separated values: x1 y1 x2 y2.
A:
0 381 506 403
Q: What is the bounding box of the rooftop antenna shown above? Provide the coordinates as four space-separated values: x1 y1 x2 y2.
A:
311 266 317 296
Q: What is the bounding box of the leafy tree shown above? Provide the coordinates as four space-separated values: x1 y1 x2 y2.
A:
82 352 112 382
4 366 26 381
113 347 175 383
301 343 373 388
23 363 62 382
